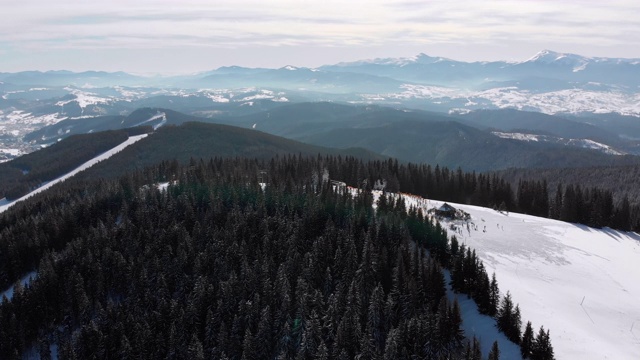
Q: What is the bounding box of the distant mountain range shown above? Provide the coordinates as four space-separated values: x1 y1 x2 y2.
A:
6 104 639 174
1 50 640 167
323 50 640 87
1 49 638 116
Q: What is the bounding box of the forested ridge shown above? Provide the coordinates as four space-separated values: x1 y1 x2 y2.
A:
5 121 637 231
0 155 554 359
497 165 640 208
0 127 151 201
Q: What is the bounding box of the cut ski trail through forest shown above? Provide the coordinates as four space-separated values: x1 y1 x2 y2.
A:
0 134 147 215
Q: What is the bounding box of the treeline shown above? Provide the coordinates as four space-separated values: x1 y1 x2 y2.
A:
1 155 525 359
449 241 554 359
320 158 640 231
7 127 637 232
498 165 640 208
516 180 634 230
0 127 151 201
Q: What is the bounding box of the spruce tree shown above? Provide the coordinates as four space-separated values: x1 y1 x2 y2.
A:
521 321 534 359
471 337 482 360
488 340 500 360
512 304 522 344
496 292 514 335
531 326 554 360
187 333 205 360
314 341 329 360
383 327 400 360
489 273 500 317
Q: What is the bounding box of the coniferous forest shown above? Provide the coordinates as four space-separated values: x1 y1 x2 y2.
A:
0 155 556 359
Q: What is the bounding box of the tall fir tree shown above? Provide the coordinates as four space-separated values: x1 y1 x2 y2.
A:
531 326 554 360
521 321 534 359
488 340 500 360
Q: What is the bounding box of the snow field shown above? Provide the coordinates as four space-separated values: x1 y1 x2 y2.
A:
405 196 640 360
370 190 521 358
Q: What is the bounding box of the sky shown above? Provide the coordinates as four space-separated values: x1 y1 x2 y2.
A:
1 0 639 74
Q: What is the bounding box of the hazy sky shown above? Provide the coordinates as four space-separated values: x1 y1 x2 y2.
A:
2 0 639 74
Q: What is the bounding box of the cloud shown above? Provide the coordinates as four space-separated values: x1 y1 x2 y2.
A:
1 0 640 71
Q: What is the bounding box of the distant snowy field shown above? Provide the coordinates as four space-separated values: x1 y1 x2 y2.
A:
379 85 640 116
400 196 640 359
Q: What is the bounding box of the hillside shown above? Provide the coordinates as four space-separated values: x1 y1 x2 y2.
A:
456 109 622 146
404 197 640 360
497 165 640 206
0 155 505 359
1 119 384 201
299 120 640 172
77 121 385 179
209 103 640 172
23 108 210 144
0 134 148 214
0 129 147 200
217 102 453 139
9 102 640 173
2 143 631 358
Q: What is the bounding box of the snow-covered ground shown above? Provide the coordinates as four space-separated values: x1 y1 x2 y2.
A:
398 195 640 360
368 85 640 116
196 88 289 104
492 131 626 155
341 187 526 356
134 111 167 130
0 134 148 215
0 148 21 157
443 270 522 359
56 87 113 109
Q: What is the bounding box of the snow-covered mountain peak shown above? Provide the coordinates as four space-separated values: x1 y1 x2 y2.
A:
214 65 246 72
333 53 449 67
525 50 589 66
413 53 449 64
526 49 560 62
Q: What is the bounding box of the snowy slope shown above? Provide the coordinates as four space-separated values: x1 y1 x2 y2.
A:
443 270 523 359
0 134 148 214
401 197 640 360
369 190 523 358
134 111 167 130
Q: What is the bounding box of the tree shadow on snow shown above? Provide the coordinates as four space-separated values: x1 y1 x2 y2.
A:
572 223 640 243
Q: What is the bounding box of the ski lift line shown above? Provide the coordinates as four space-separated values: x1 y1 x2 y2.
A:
580 297 595 324
631 320 639 342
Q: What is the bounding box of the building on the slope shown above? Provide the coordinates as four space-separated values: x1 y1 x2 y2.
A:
434 203 457 218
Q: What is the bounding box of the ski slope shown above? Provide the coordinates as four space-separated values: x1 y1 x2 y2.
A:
369 190 522 358
0 134 148 215
134 111 167 130
402 196 640 360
